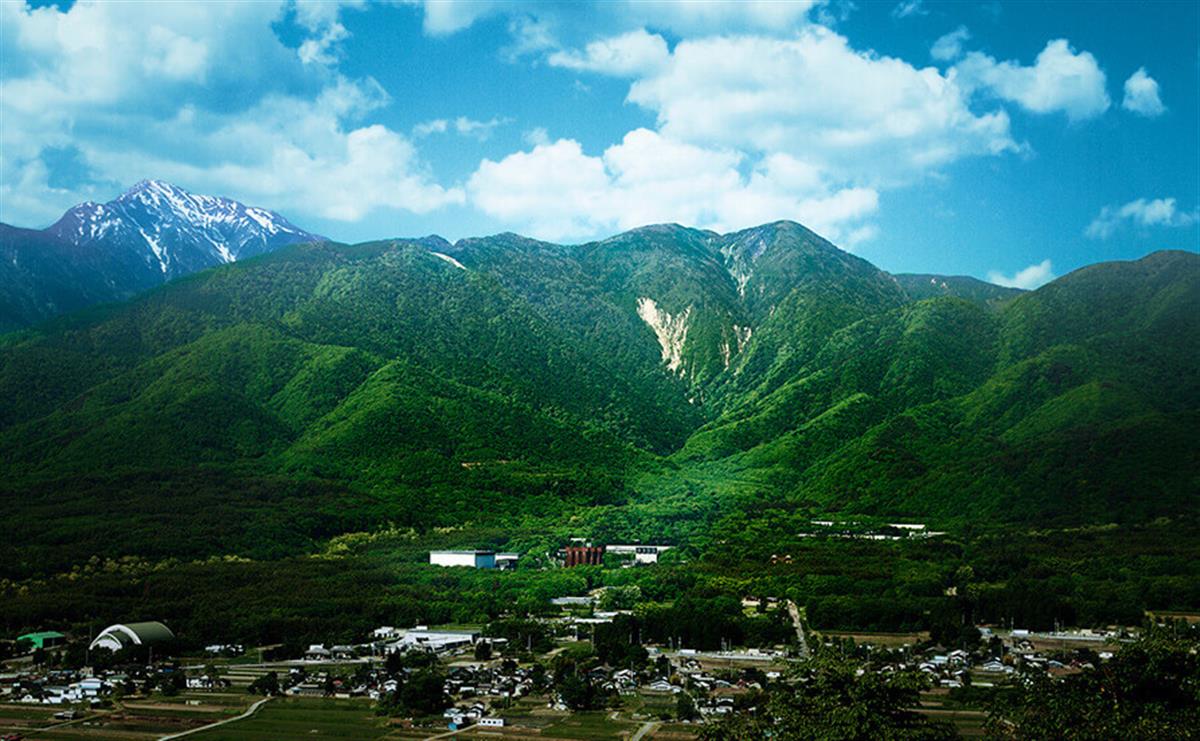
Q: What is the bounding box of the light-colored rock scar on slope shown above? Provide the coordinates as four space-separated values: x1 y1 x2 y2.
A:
431 252 467 270
636 297 691 374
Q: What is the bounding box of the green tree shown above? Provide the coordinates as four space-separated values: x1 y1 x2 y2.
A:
985 635 1200 739
701 656 955 740
677 692 698 721
400 668 447 717
474 641 493 661
247 671 280 696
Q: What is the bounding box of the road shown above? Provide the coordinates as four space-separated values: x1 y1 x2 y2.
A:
631 720 660 741
788 600 810 658
158 695 273 740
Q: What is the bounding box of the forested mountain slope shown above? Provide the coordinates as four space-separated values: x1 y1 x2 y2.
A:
1 215 1195 577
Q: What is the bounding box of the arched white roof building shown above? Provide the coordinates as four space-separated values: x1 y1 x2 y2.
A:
88 621 175 652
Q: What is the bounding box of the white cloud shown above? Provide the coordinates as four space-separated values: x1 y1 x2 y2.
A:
291 0 364 65
548 29 669 76
616 0 817 34
77 79 464 221
144 25 210 79
1121 68 1165 117
1085 198 1198 240
892 1 928 20
502 15 558 60
623 27 1018 184
403 0 817 40
413 116 510 140
0 1 460 226
931 26 970 62
405 0 500 35
298 23 350 65
954 39 1110 121
523 127 551 147
987 259 1055 290
467 129 879 243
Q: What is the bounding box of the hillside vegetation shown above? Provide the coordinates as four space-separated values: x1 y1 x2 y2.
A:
0 222 1196 579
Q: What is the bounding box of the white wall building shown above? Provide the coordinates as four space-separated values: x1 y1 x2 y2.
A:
429 550 496 568
391 627 480 654
605 544 672 564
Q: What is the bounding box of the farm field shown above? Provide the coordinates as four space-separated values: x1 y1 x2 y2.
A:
2 693 259 740
816 630 930 647
454 711 642 740
188 697 395 740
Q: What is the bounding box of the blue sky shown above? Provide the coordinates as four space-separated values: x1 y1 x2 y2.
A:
1 1 1196 286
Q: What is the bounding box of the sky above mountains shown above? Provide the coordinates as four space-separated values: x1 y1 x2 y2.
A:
1 0 1197 287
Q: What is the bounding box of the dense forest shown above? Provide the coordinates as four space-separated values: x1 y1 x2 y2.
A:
0 222 1197 645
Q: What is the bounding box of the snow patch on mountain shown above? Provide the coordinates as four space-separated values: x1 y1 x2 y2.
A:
138 228 169 274
636 297 691 374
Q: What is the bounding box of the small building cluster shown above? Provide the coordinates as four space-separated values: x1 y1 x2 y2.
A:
0 670 112 704
427 542 673 569
428 550 519 569
557 540 674 567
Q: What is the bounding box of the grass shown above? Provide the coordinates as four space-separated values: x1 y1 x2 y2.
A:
816 630 930 647
189 697 393 740
535 711 641 740
0 702 66 732
9 694 255 740
647 722 701 740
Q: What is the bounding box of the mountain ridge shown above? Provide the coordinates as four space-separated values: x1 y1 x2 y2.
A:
0 181 322 331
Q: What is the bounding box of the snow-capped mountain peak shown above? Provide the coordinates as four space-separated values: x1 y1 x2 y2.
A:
46 181 322 277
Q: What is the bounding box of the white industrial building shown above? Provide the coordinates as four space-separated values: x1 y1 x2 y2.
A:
429 550 496 568
390 627 480 654
605 544 672 564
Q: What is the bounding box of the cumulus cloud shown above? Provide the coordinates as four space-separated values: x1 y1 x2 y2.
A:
931 26 970 62
488 21 1139 244
0 0 459 226
1085 198 1197 240
548 29 670 76
1121 68 1165 117
987 259 1055 290
954 39 1110 121
404 0 501 35
467 130 878 243
622 27 1018 184
78 78 464 221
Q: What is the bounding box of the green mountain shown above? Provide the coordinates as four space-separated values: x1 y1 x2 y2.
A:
0 217 1196 579
893 273 1024 307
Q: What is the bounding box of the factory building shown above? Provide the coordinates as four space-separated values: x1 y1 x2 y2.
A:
429 550 496 568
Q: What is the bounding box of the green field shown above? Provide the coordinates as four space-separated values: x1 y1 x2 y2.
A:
0 694 262 740
190 697 397 740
